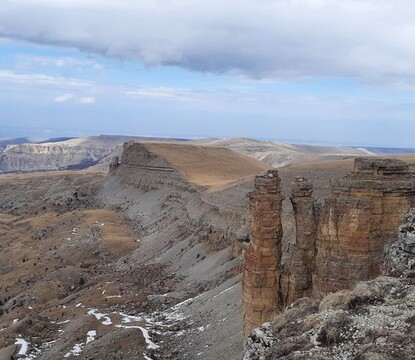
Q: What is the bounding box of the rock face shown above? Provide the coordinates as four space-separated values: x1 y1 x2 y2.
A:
284 177 316 306
242 170 283 335
313 157 415 297
383 208 415 277
244 208 415 360
243 158 415 334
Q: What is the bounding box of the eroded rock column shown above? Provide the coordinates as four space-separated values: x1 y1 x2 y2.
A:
243 170 283 335
285 177 316 305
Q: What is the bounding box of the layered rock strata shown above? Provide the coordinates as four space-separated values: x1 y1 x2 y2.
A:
244 209 415 360
313 157 415 297
243 158 415 334
283 177 316 305
242 170 283 335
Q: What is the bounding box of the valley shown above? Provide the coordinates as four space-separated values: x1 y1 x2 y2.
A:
0 140 414 360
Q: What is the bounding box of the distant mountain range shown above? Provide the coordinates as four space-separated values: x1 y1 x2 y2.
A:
0 135 414 174
0 135 189 174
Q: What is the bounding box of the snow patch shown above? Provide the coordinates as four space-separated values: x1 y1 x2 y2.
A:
138 326 159 350
86 330 97 344
88 309 112 325
213 284 238 299
64 343 83 357
15 337 30 356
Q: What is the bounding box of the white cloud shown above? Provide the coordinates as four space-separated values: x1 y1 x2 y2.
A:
0 1 415 83
15 55 106 72
54 93 74 102
80 96 95 104
0 70 94 88
0 70 204 102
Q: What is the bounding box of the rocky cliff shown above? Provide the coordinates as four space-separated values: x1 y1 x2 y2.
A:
243 158 415 334
0 135 177 174
244 207 415 360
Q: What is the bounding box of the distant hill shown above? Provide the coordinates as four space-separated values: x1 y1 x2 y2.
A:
37 137 76 144
0 137 32 152
1 135 414 174
0 135 188 174
359 146 415 154
191 138 376 167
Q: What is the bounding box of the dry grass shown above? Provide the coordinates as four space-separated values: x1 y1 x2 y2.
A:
145 142 270 191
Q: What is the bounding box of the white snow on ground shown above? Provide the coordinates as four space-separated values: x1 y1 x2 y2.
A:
64 343 83 357
118 312 143 323
88 309 112 325
138 326 159 349
13 318 19 323
115 325 159 349
86 330 97 344
113 311 161 351
143 354 153 360
15 337 30 356
145 292 207 325
212 284 238 299
75 303 82 307
64 330 98 357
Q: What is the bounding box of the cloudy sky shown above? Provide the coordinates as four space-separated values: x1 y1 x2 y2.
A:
1 0 415 146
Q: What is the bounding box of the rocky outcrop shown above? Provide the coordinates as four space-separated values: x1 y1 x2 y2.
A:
244 208 415 360
243 158 415 334
283 177 316 306
242 170 284 335
383 208 415 278
313 157 415 297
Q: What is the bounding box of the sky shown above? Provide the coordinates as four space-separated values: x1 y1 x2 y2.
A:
1 0 415 147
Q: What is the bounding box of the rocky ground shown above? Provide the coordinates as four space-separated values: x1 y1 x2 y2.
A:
0 167 249 360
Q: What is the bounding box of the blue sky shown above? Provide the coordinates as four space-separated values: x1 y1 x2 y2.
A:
1 1 415 147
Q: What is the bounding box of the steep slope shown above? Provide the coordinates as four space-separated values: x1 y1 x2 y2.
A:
97 142 271 359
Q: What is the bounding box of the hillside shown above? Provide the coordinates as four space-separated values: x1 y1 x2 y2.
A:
144 142 270 191
191 138 376 167
0 141 271 359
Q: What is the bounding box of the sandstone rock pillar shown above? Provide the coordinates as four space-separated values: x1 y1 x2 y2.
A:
243 170 283 335
286 177 316 304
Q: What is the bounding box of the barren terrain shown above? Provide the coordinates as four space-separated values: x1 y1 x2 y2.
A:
1 143 415 360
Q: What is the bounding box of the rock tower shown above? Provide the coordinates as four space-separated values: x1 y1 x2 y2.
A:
243 158 415 334
242 170 284 335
